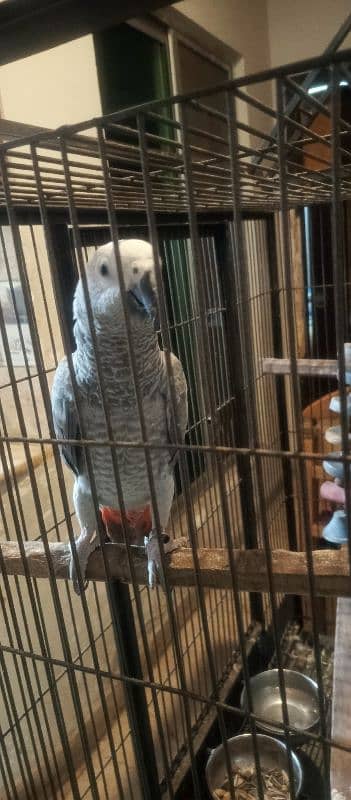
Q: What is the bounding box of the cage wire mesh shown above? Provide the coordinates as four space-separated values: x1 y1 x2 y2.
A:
0 45 351 800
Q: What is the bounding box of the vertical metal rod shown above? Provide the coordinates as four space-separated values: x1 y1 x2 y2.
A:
217 226 254 639
0 576 58 799
227 88 297 800
0 222 95 798
0 446 61 796
162 236 211 722
144 589 177 762
276 77 330 782
29 224 59 364
34 141 152 800
331 64 351 569
245 218 289 568
59 130 177 799
97 123 198 799
47 222 146 800
0 736 14 800
48 220 137 797
0 648 52 800
66 598 110 800
90 599 136 800
200 233 232 670
165 236 217 689
222 219 265 623
203 230 233 666
0 720 21 800
0 351 80 795
266 213 300 560
109 581 165 797
138 111 240 800
0 659 33 800
0 151 116 800
178 100 270 800
330 63 350 794
44 164 177 800
0 399 77 799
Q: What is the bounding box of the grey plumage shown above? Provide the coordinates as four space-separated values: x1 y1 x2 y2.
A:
51 239 188 593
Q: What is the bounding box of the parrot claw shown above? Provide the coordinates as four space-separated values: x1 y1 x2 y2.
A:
70 528 99 596
144 530 186 591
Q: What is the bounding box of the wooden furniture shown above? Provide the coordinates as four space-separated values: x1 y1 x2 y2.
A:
302 390 340 634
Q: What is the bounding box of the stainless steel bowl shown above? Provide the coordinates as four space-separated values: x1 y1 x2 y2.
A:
206 733 303 798
240 669 320 737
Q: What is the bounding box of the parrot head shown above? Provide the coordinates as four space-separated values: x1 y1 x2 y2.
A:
75 239 159 326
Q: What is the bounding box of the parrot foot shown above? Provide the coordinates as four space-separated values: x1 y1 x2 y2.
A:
144 530 187 590
70 528 99 596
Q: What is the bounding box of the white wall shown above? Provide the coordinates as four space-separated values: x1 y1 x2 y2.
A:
267 0 351 67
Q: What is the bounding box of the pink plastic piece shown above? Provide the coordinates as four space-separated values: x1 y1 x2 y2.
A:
320 481 346 505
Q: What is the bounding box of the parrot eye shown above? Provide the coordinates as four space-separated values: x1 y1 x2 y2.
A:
100 264 109 277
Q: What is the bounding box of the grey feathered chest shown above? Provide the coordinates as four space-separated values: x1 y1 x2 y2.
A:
52 290 187 513
72 307 171 508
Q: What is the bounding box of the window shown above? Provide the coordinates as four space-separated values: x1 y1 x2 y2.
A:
94 15 233 117
93 16 234 148
94 21 171 135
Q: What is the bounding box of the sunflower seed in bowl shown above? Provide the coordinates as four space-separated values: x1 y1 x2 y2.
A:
213 764 291 800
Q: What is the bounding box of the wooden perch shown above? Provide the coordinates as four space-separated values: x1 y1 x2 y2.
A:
1 540 351 596
262 357 338 377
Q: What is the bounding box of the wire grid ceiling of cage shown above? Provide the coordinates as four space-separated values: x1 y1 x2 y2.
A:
1 52 351 213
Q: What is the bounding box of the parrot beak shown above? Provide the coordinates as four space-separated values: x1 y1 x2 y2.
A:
129 270 159 330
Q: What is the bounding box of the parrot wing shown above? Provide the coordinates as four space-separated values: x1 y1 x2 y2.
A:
51 356 82 477
160 351 188 467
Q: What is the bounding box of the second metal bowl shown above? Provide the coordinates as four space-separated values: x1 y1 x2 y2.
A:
240 669 320 737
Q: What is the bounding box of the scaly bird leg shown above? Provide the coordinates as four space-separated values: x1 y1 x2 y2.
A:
70 528 100 596
145 475 187 590
145 530 187 590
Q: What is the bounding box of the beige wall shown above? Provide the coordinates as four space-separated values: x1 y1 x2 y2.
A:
0 35 101 128
0 225 64 441
0 1 272 130
177 0 272 129
178 0 271 78
2 1 350 129
267 0 351 67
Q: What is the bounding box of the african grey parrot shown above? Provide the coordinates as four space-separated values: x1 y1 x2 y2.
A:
51 239 188 595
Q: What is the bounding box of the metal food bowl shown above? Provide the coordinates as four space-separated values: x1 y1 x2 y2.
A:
205 733 303 798
240 669 319 737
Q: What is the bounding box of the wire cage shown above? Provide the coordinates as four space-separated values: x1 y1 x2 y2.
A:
0 43 351 800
